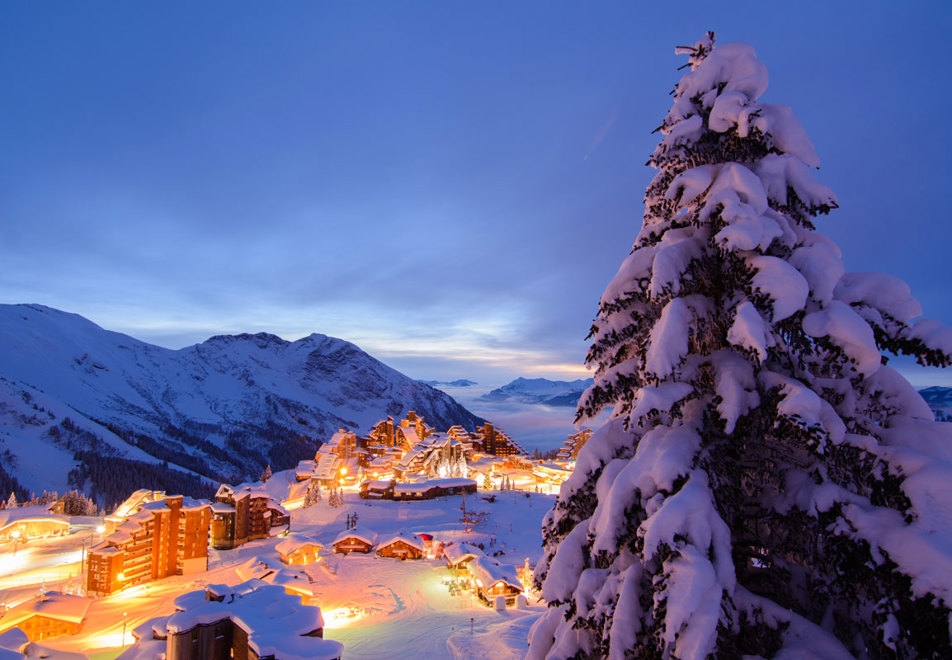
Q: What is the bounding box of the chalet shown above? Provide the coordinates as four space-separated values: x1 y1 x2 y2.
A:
469 557 524 606
359 480 395 499
162 581 343 660
376 533 425 560
331 526 377 554
276 535 323 565
0 592 90 642
393 478 477 501
444 543 483 579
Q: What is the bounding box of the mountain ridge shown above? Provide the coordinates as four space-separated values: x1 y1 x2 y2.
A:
0 304 483 504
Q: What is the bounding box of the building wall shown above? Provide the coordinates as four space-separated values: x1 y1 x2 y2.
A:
378 541 423 559
88 496 210 594
284 545 321 565
333 539 372 554
210 509 236 550
86 549 124 595
179 505 210 570
0 518 70 541
8 614 81 642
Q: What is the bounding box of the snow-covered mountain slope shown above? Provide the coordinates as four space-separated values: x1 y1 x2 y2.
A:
421 379 478 387
919 386 952 421
481 377 594 407
0 304 483 503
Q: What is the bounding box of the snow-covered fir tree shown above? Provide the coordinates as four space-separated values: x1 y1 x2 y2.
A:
529 33 952 659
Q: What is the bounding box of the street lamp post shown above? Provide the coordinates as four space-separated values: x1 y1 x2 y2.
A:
122 612 127 646
10 530 19 555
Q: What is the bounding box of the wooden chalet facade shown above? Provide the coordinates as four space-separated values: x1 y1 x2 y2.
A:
444 543 482 578
331 527 376 554
376 534 425 560
276 536 323 565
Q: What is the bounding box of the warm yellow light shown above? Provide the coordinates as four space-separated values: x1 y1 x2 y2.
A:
340 468 348 475
96 525 105 534
323 606 365 628
10 531 19 540
117 572 124 581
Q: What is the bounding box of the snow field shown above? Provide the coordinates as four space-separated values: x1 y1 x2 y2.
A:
2 491 553 659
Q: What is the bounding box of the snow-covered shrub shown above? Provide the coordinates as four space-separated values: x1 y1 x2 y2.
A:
530 32 952 659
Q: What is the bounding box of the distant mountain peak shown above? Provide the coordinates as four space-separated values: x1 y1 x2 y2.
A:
481 376 593 407
421 379 478 388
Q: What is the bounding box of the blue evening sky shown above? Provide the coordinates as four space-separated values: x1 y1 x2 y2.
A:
2 1 950 386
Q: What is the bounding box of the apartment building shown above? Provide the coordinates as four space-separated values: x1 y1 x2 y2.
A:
87 495 210 596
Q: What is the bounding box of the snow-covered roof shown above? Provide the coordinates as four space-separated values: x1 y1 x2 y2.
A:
377 532 425 553
266 569 320 597
127 510 153 524
138 500 171 512
0 506 70 531
275 534 322 556
269 501 290 517
180 497 209 511
361 480 393 490
427 477 476 488
166 582 342 660
104 530 132 545
0 628 26 658
332 526 377 547
393 477 476 493
234 557 281 583
395 448 424 469
91 543 123 554
535 462 573 475
469 558 523 592
444 542 483 566
0 593 90 629
109 489 165 520
394 482 437 494
211 502 234 513
315 453 340 479
400 427 420 444
130 615 169 643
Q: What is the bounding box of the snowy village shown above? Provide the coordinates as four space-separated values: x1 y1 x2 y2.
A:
3 5 952 660
0 409 591 659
